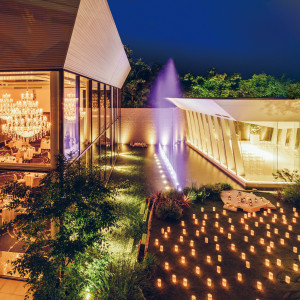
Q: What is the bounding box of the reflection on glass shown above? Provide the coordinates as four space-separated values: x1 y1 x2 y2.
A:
100 83 105 133
106 85 111 128
64 71 79 158
80 77 90 153
92 81 99 141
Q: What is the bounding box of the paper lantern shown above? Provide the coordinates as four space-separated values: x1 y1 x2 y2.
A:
191 249 196 256
161 228 165 234
174 245 179 252
196 266 200 275
286 232 290 238
196 230 200 237
231 243 236 251
237 273 242 281
183 278 188 287
285 276 290 284
167 226 171 233
190 240 194 247
205 237 209 243
265 259 270 267
241 252 246 260
155 239 159 246
293 246 298 253
250 245 255 253
257 281 262 291
180 236 184 242
244 236 248 242
160 245 164 252
165 262 169 270
214 236 218 242
293 263 298 272
172 274 177 283
181 256 185 264
228 233 232 240
246 261 250 269
218 255 222 262
217 266 221 274
207 278 212 287
207 255 211 263
157 278 162 288
222 278 227 287
277 259 281 266
181 221 185 227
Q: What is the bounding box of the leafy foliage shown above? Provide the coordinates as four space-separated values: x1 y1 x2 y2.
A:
0 155 118 299
273 169 299 182
282 180 300 208
155 201 183 221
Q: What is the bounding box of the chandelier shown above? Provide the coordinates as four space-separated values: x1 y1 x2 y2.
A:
2 91 50 140
64 93 77 121
0 93 14 120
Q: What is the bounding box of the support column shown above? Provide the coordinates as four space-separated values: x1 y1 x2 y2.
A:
280 129 287 146
192 111 201 149
200 114 213 156
289 128 297 149
185 110 193 144
207 115 220 161
213 116 227 166
196 113 207 154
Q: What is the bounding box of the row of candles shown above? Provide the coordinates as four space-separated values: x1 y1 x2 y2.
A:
154 204 299 300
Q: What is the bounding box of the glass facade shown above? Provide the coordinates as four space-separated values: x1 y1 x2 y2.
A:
185 110 300 186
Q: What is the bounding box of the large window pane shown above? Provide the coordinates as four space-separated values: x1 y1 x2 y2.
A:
100 83 105 133
92 81 99 141
105 85 111 128
0 71 51 166
64 71 79 158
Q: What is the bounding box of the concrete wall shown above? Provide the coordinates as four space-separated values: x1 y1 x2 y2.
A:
121 108 185 145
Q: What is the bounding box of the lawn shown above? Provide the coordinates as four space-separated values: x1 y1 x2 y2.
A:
148 192 300 300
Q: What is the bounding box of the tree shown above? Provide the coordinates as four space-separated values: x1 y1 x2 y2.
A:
1 156 117 299
122 46 162 108
286 82 300 99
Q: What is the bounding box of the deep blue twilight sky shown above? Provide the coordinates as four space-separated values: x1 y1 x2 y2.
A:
109 0 300 80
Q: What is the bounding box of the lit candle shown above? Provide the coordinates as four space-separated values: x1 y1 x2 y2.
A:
244 236 248 242
161 228 164 234
250 230 254 236
181 256 185 264
217 266 221 273
208 293 212 300
218 255 222 262
180 236 184 242
155 239 159 246
231 243 236 251
265 259 270 267
160 245 164 252
293 246 298 253
241 252 246 260
165 262 169 270
255 222 258 227
286 232 290 238
250 245 255 253
269 272 273 280
191 249 196 256
216 244 220 251
285 276 290 284
207 255 211 263
202 220 206 226
181 221 185 227
277 258 281 266
260 238 265 245
190 240 194 247
183 229 187 235
183 278 188 287
246 261 250 268
167 226 171 233
164 232 168 239
237 273 242 281
293 263 298 272
205 237 209 243
257 281 262 291
228 233 232 239
157 278 162 287
222 278 227 287
195 219 198 225
172 274 177 283
207 278 212 287
174 245 179 252
274 228 278 234
196 266 200 275
196 230 200 237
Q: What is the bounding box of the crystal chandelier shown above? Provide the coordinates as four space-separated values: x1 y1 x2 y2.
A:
64 93 77 121
0 93 14 120
2 91 50 140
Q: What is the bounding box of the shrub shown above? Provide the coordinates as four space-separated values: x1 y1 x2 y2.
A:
204 184 222 201
196 186 210 202
155 201 183 221
282 180 300 208
183 186 198 202
217 182 233 191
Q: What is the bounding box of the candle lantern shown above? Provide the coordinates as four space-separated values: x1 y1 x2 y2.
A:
160 245 164 252
216 213 219 219
183 228 187 235
164 232 168 239
267 231 271 238
157 278 162 288
280 208 284 213
244 236 248 242
264 211 267 216
192 296 196 300
270 241 274 248
201 207 204 212
277 259 281 266
161 228 164 234
231 225 235 231
266 224 270 229
222 278 227 287
255 222 258 227
228 218 232 223
195 219 198 225
172 274 177 283
192 214 196 219
183 278 188 287
267 246 271 253
298 235 300 241
245 224 249 230
218 255 222 262
214 235 218 242
165 262 169 270
208 293 212 300
241 218 244 224
292 218 296 223
223 210 227 215
201 227 205 233
274 228 278 234
220 227 224 233
204 214 207 220
237 273 242 282
246 261 250 269
215 221 219 228
181 221 185 227
288 225 293 231
260 217 264 223
285 276 290 284
196 266 200 275
213 207 216 212
250 230 254 236
260 238 265 245
217 266 221 274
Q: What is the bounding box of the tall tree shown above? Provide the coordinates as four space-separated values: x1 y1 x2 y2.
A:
1 156 117 299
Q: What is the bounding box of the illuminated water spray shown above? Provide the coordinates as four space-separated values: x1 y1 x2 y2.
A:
150 58 185 190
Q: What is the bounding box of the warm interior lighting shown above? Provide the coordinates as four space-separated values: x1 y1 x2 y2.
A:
191 248 196 256
265 259 270 267
190 240 194 247
218 255 222 262
174 245 179 252
217 266 221 274
246 261 250 269
277 258 281 266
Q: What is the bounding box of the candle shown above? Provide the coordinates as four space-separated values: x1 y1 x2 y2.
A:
164 232 168 239
161 228 164 234
207 255 211 263
228 233 232 239
183 229 187 235
277 258 281 266
174 245 179 252
250 245 255 252
196 266 200 275
217 266 221 274
202 220 206 226
274 228 278 234
218 278 224 289
285 276 290 284
293 263 298 272
214 236 218 242
190 240 194 247
196 230 200 237
216 244 220 251
246 261 250 268
207 278 212 287
165 262 169 270
265 259 270 267
181 256 185 264
218 255 222 262
244 236 248 242
157 278 162 288
172 274 176 283
231 243 236 251
191 249 196 256
208 293 212 300
183 278 188 287
155 239 159 246
237 273 242 281
250 230 254 236
269 272 273 280
160 245 164 252
205 237 209 243
255 222 258 227
293 246 298 253
180 236 184 242
241 252 246 260
181 221 185 227
286 232 290 238
257 281 262 291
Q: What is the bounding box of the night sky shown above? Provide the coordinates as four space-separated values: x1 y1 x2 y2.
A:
109 0 300 80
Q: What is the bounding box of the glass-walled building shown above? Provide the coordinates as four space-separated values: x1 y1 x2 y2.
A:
168 98 300 189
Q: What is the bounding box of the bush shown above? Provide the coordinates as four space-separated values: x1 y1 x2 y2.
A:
217 182 233 191
183 186 198 202
204 184 222 201
196 186 210 202
283 180 300 208
155 201 183 221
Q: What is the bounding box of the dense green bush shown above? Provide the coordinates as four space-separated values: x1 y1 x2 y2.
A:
155 201 183 221
283 180 300 208
217 182 233 191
